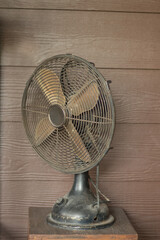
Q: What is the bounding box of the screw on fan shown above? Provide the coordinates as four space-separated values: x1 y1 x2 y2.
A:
34 67 99 163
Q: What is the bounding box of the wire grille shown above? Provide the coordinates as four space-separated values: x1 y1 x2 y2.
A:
22 54 115 174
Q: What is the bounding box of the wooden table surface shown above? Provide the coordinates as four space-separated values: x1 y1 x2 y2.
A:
28 207 138 240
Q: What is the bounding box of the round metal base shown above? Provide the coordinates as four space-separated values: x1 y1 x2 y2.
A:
46 172 115 230
47 212 114 230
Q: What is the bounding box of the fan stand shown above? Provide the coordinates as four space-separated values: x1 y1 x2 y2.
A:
47 171 114 229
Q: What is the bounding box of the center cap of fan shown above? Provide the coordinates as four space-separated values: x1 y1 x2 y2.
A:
49 104 66 128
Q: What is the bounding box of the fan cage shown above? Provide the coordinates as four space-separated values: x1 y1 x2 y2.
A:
22 54 115 174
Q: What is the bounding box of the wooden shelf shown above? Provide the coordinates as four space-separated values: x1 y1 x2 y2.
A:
28 207 138 240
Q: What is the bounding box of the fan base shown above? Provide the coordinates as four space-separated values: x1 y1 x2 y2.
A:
47 212 114 230
47 172 115 230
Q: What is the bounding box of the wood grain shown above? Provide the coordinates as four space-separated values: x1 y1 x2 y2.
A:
1 181 159 240
0 3 160 240
0 9 160 69
1 121 160 182
1 67 160 123
0 0 160 13
28 207 138 240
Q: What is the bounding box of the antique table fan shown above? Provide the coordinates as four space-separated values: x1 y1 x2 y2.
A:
22 54 115 229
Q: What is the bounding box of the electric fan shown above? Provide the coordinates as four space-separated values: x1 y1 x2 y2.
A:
22 54 115 229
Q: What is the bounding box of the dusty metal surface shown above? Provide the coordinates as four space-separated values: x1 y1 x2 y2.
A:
47 172 114 229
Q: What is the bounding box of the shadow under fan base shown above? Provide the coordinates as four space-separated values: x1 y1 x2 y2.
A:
46 172 115 230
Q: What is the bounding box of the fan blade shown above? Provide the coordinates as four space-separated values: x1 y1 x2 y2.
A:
35 117 55 146
67 81 99 116
35 68 66 106
65 121 91 163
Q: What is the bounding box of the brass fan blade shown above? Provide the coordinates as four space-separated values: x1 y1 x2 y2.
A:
35 68 66 105
66 121 91 163
35 117 55 146
67 81 99 116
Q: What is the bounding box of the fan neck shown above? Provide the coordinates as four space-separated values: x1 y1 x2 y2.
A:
69 171 90 196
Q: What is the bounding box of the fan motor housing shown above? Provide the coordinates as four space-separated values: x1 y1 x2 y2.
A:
49 104 67 128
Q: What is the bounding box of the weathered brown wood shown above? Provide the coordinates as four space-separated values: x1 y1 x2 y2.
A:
28 207 138 240
0 3 160 240
1 122 160 182
1 181 159 239
29 235 136 240
0 0 160 13
0 10 160 69
1 176 160 216
1 67 160 123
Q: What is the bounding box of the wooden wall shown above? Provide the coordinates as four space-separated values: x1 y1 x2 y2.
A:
0 1 160 239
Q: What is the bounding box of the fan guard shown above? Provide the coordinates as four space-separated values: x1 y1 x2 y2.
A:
22 54 115 174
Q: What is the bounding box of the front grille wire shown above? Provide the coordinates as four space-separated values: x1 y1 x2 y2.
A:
22 54 115 174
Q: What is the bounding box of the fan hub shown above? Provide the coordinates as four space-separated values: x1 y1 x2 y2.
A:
49 104 66 128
